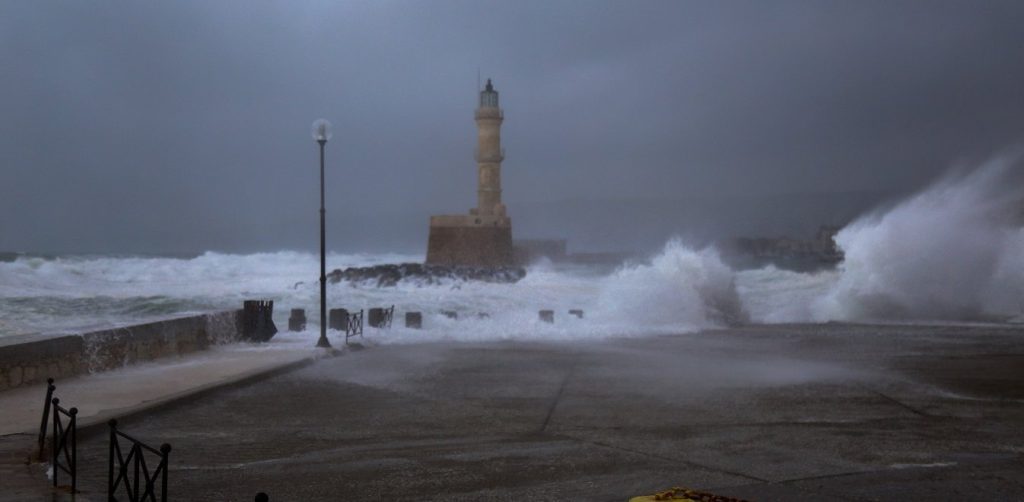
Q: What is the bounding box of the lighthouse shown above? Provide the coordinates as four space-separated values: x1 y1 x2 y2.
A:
425 79 514 267
474 79 507 220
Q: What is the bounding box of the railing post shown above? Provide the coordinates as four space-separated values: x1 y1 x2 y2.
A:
133 444 141 502
38 378 55 461
51 398 58 488
160 443 171 501
70 407 77 494
108 420 116 501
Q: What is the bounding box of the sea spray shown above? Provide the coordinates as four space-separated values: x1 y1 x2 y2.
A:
592 239 746 330
815 153 1024 321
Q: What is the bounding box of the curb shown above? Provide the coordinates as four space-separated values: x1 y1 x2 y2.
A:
74 352 331 440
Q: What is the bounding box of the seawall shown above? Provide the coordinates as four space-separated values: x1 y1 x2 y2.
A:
0 310 242 392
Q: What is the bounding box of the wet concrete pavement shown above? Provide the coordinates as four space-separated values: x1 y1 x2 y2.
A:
18 323 1024 500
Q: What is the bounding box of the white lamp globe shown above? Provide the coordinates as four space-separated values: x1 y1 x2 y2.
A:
311 119 333 142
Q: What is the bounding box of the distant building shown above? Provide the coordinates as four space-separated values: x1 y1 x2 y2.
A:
426 79 514 267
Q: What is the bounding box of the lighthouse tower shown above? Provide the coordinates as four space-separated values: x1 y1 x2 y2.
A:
425 78 514 267
474 79 507 220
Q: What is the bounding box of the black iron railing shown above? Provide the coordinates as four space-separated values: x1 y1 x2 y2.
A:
51 397 78 493
345 309 364 343
37 378 56 461
108 419 171 502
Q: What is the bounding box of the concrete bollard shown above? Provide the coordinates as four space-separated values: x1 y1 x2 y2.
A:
288 309 306 331
539 310 554 323
329 308 349 331
442 310 458 320
368 308 386 328
405 312 422 329
569 309 584 319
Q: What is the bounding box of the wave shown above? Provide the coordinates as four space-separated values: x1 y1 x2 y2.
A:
5 153 1024 339
814 153 1024 322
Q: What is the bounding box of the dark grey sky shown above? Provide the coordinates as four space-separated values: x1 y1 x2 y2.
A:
2 1 1023 254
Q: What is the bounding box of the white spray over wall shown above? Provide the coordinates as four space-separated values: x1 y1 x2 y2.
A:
593 239 745 330
814 153 1024 321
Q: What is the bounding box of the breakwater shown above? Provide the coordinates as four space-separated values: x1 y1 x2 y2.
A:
0 310 241 391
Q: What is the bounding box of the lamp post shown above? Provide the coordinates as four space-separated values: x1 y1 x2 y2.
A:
312 119 333 348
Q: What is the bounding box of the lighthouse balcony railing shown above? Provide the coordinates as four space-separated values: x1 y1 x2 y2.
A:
475 148 505 163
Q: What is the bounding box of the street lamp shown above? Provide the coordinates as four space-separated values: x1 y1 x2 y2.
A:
312 118 333 348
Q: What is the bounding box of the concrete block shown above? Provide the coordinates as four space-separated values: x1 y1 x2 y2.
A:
405 312 422 329
329 309 349 331
539 310 554 323
368 308 387 328
569 309 584 319
289 309 306 332
241 300 277 342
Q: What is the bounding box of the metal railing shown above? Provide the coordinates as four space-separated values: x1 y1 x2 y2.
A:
51 397 78 493
37 378 56 461
345 309 364 343
108 419 171 502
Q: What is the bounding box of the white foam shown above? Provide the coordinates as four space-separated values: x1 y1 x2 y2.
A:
815 154 1024 321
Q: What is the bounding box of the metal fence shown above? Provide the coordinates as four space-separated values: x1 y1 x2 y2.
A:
108 419 171 502
51 397 78 493
345 309 364 343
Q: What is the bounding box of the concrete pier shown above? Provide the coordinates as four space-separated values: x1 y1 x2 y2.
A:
18 323 1022 501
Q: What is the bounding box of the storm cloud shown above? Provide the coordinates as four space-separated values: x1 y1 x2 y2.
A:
2 1 1023 254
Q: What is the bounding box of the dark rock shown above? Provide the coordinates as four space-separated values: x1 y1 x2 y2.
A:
326 263 526 288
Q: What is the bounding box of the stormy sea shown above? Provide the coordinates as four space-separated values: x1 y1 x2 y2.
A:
3 156 1024 341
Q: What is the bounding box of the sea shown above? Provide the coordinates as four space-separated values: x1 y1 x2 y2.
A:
3 156 1024 343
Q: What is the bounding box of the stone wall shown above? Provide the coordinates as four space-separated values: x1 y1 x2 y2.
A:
426 222 514 267
0 310 241 392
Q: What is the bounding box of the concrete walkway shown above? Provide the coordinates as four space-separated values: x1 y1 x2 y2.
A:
29 323 1024 501
0 336 326 501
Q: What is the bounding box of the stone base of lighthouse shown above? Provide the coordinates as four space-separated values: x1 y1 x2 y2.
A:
425 214 513 267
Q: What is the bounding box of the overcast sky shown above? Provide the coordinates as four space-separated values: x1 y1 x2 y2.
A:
2 1 1023 254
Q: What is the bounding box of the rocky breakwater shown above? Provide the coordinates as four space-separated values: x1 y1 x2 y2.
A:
327 263 526 288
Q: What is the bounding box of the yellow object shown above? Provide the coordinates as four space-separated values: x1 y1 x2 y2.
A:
628 486 750 502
